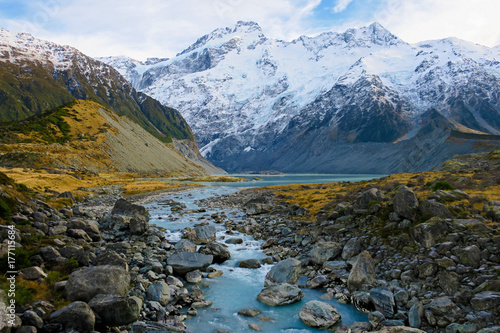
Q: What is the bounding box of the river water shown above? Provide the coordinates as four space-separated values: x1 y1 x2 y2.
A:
144 175 381 332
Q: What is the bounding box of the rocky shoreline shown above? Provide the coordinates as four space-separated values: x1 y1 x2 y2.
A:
198 182 500 333
2 153 500 332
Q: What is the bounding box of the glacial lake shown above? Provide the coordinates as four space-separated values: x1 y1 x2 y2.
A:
181 173 384 188
145 175 383 332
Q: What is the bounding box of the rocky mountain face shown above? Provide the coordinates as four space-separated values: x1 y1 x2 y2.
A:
0 28 221 174
101 21 500 173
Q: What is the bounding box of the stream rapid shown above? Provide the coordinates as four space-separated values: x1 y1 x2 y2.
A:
144 176 379 332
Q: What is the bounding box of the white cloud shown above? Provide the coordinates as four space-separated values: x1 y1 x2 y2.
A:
333 0 353 13
373 0 500 47
1 0 323 60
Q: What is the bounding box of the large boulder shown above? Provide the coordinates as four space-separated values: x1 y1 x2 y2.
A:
369 287 395 318
419 200 453 219
59 244 90 266
174 239 197 253
299 300 342 329
187 225 217 245
410 217 450 248
68 218 101 241
167 252 213 275
19 267 47 280
89 294 141 327
96 250 129 270
111 198 148 217
257 283 304 306
130 214 149 235
309 242 342 265
393 186 419 220
65 265 130 302
146 281 171 306
355 188 385 209
454 245 481 269
347 251 375 291
427 297 461 323
470 291 500 311
484 201 500 221
264 258 302 287
199 242 231 264
49 301 95 333
342 238 362 260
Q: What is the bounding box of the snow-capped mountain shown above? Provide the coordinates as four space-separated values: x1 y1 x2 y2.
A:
100 21 500 173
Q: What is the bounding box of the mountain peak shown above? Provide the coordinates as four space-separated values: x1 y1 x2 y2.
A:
340 22 403 47
178 21 264 56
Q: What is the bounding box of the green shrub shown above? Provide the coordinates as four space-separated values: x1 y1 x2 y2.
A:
432 181 454 192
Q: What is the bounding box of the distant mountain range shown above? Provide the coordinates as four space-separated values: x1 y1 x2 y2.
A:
100 21 500 173
0 28 221 175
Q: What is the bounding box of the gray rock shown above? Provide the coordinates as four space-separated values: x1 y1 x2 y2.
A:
239 259 262 269
419 200 453 218
408 302 423 328
146 281 171 306
347 251 375 291
175 239 197 253
355 188 385 209
299 300 342 329
187 225 217 244
264 257 302 286
49 301 95 333
306 275 327 289
431 190 470 202
48 225 67 236
257 283 304 306
249 323 263 331
438 271 460 295
238 308 262 317
369 311 386 328
199 242 231 263
226 237 243 244
19 267 47 280
111 198 148 217
369 287 395 318
167 252 213 275
393 185 419 220
130 214 149 235
342 238 363 260
39 246 62 263
65 265 130 302
185 270 203 284
470 291 500 311
59 244 90 266
428 297 461 322
89 294 141 327
455 245 481 268
410 217 450 248
484 201 500 222
96 250 129 270
22 311 43 329
309 241 343 265
67 229 92 242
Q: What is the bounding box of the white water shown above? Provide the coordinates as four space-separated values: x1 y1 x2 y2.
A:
144 179 374 332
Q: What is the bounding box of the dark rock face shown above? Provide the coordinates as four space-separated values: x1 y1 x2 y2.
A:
393 186 419 220
199 242 231 263
309 242 343 265
65 265 131 302
347 251 375 291
111 199 149 217
49 301 95 333
167 252 213 275
89 294 141 327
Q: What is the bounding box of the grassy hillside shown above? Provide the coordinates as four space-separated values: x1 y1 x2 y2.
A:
0 100 206 176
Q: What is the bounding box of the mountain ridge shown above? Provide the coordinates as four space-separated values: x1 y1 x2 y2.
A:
98 21 500 172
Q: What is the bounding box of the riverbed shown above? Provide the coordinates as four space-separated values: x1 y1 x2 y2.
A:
144 175 380 332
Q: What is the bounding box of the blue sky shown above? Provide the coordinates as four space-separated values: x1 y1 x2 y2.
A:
0 0 499 60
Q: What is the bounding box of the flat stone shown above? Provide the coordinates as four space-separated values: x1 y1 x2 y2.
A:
257 283 304 306
299 300 342 329
238 308 262 317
